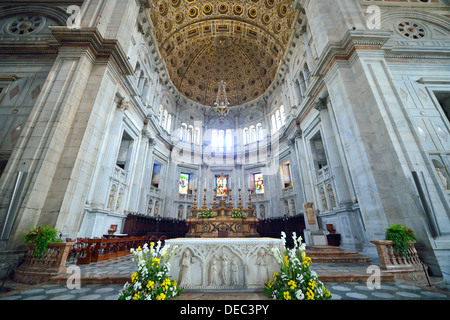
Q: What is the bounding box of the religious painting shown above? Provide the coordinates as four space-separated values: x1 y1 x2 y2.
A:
179 173 189 194
216 174 228 196
254 173 264 194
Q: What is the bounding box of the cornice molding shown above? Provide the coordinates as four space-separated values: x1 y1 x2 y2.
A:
49 26 135 76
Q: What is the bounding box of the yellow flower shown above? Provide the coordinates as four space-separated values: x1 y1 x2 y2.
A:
131 272 138 283
288 280 297 290
147 280 154 290
283 291 292 300
273 272 279 281
137 246 142 252
172 280 177 287
309 280 316 290
152 257 160 265
133 292 140 300
267 280 273 289
306 288 314 300
156 293 166 300
150 242 155 247
284 255 289 267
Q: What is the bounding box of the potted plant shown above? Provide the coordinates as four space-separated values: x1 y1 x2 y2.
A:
385 224 417 259
23 225 62 260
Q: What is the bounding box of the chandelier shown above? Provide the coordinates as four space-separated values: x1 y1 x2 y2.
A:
214 81 230 120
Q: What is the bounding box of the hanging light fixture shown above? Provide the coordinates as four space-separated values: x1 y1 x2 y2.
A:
214 81 230 120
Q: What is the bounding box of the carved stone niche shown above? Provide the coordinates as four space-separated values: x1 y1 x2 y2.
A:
166 238 283 292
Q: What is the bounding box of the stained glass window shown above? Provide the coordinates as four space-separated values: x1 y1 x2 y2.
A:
254 173 264 194
216 175 228 196
179 173 189 194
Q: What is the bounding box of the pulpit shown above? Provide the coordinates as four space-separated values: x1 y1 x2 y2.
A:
186 188 260 238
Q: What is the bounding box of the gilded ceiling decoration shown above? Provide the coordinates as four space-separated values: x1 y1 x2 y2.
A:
149 0 298 107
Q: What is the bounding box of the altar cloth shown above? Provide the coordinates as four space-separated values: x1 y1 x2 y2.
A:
165 238 283 292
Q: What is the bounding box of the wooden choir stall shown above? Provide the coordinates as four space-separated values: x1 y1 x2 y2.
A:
186 188 260 238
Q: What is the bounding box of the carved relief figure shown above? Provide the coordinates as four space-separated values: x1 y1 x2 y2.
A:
327 184 336 208
256 249 269 285
303 202 316 225
221 252 230 285
178 249 195 286
107 185 116 209
231 260 239 286
319 187 328 211
116 189 123 211
436 167 448 190
210 259 221 286
147 199 153 216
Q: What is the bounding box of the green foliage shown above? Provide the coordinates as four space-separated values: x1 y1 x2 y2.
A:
385 224 417 258
23 225 62 260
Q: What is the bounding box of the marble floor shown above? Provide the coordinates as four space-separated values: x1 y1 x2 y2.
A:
1 280 449 301
1 253 449 301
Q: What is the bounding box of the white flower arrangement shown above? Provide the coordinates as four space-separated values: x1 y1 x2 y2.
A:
265 232 332 300
119 241 183 300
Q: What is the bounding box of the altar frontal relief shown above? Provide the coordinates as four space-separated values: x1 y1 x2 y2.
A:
166 238 283 291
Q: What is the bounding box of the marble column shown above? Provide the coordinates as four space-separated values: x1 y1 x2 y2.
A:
314 96 353 206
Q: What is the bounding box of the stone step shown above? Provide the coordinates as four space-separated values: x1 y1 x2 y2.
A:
305 246 370 264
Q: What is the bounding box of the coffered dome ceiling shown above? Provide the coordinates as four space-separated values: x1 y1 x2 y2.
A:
149 0 298 106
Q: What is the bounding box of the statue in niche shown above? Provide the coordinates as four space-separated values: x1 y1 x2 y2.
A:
178 249 195 286
259 204 265 220
116 189 123 211
178 205 184 220
290 199 296 216
209 259 221 286
436 167 448 190
319 187 328 211
231 260 239 286
107 186 116 209
221 252 230 285
284 201 290 216
256 249 269 285
327 184 336 208
153 201 159 217
147 199 153 216
303 202 316 225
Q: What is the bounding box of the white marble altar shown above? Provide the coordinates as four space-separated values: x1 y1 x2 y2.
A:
166 238 283 292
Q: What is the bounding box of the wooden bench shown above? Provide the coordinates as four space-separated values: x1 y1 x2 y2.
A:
76 237 148 265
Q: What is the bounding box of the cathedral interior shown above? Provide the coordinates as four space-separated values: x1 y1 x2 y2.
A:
0 0 449 284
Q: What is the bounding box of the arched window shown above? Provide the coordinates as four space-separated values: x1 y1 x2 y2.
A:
271 115 277 134
276 110 282 129
158 105 164 123
194 127 201 145
299 72 307 95
163 110 168 130
249 125 256 143
256 123 263 141
180 123 187 141
304 63 311 87
225 129 233 148
280 105 286 126
166 114 172 133
211 130 218 147
218 130 225 148
243 128 249 144
187 125 193 142
295 79 303 100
